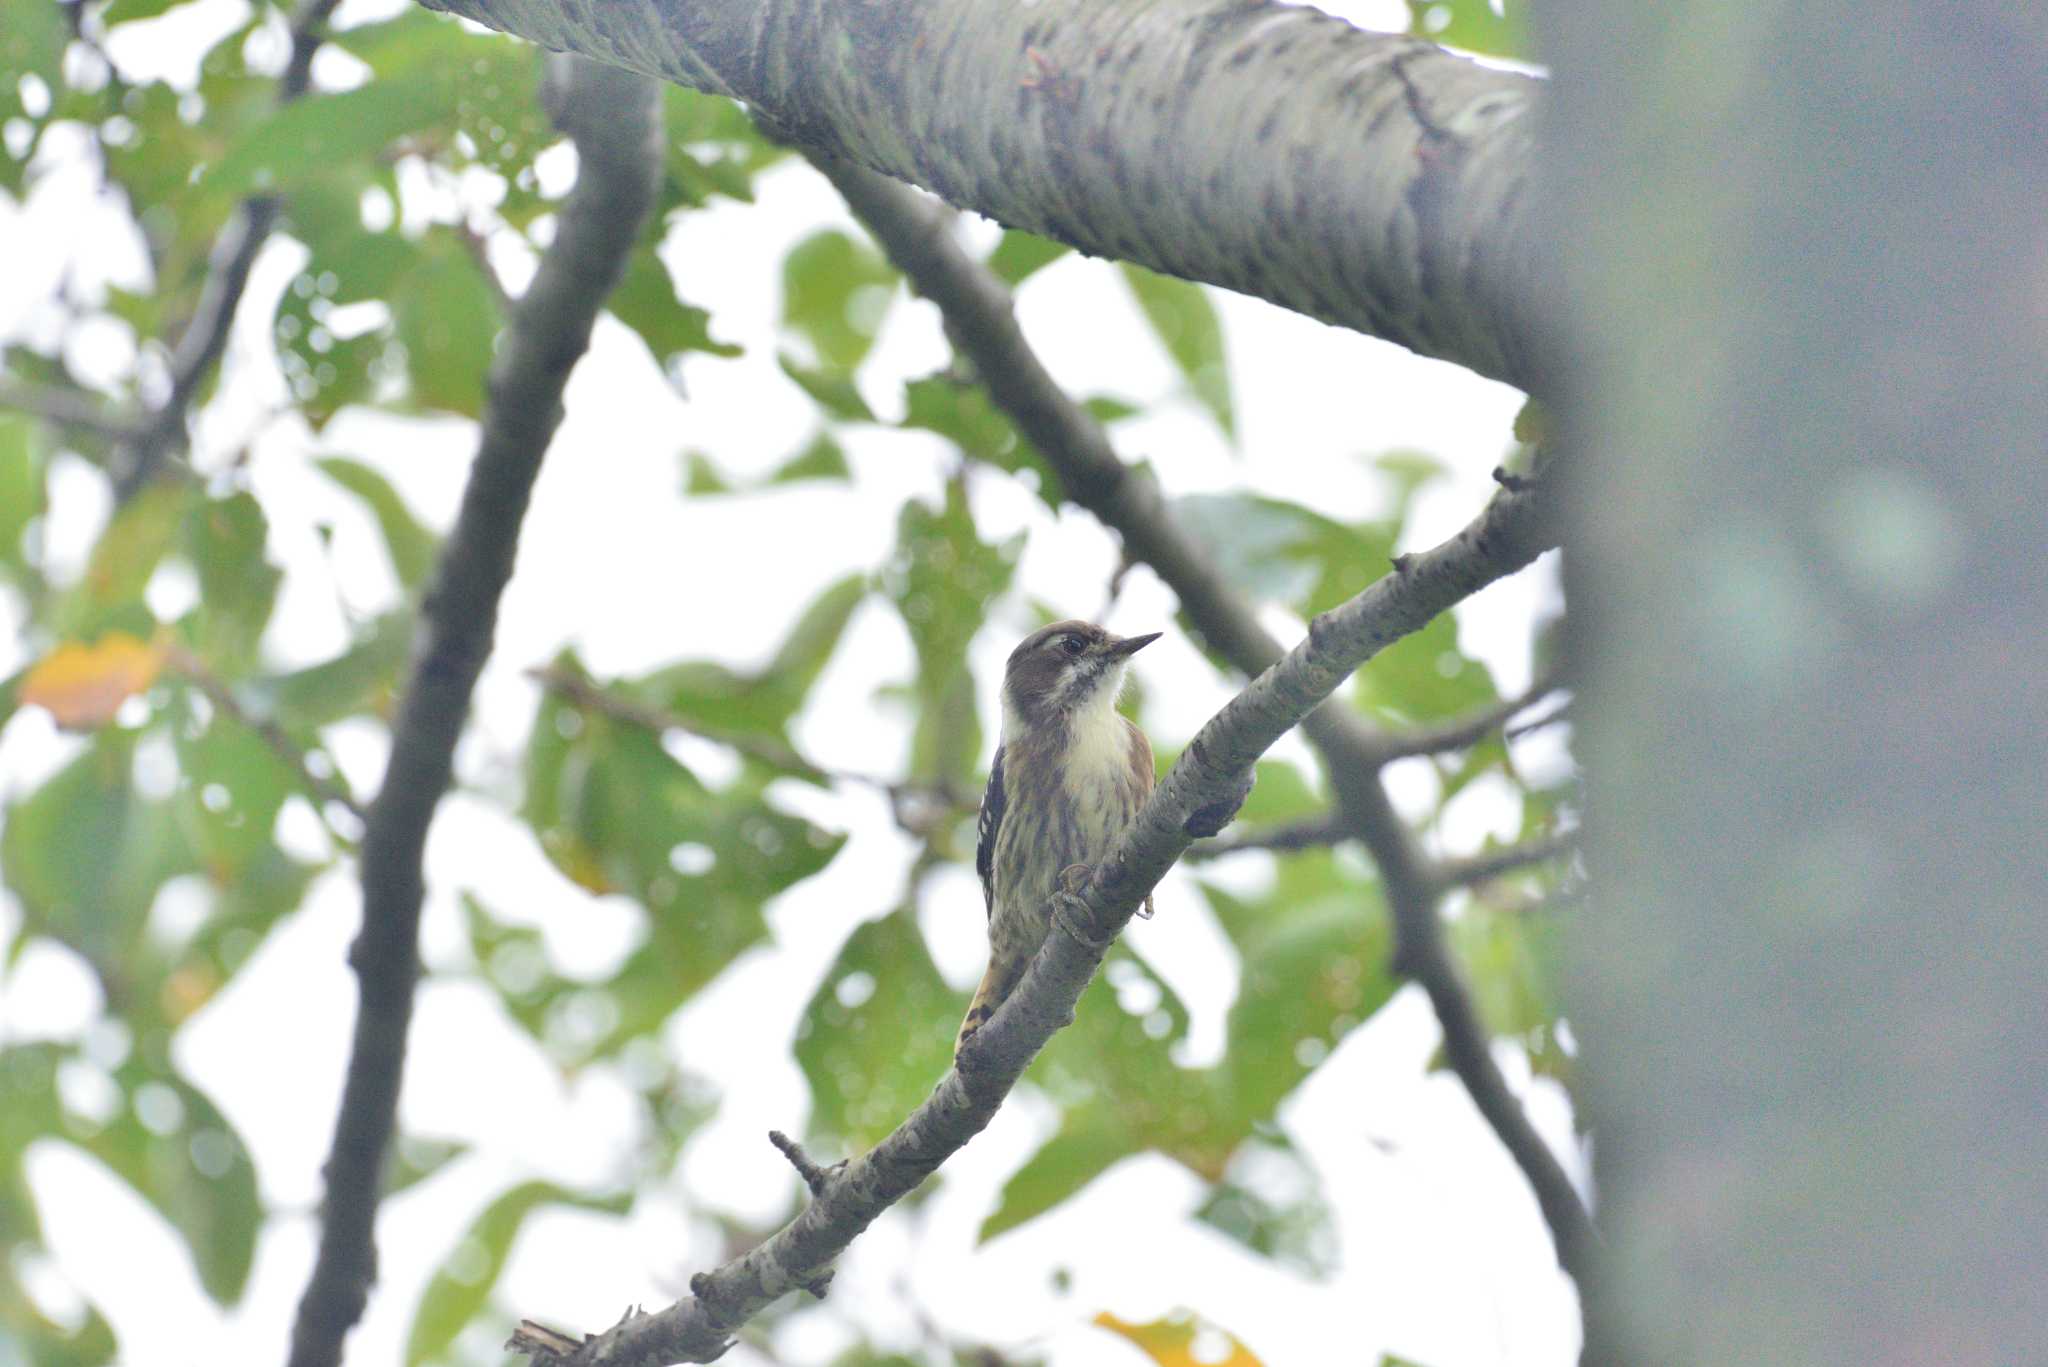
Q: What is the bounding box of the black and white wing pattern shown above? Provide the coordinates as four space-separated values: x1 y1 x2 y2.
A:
975 744 1005 920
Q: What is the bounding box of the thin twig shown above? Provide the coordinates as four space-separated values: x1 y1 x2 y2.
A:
1433 830 1578 891
0 379 141 439
111 0 342 501
766 1130 832 1198
1183 812 1347 861
285 57 663 1367
162 643 365 824
1365 670 1567 762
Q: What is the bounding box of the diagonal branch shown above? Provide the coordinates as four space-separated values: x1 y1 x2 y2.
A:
414 0 1544 388
285 56 663 1367
112 0 342 501
506 481 1553 1367
814 154 1594 1278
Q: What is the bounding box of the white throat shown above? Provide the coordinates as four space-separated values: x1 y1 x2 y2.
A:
1001 661 1128 746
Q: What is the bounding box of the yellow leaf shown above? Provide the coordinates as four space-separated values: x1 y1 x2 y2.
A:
20 632 165 729
1093 1311 1266 1367
542 829 615 894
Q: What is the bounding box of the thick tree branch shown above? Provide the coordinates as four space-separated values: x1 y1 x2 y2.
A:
285 58 662 1367
112 0 341 501
506 483 1551 1367
816 155 1594 1278
414 0 1544 389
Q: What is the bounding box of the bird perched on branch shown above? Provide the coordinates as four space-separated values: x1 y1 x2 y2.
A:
958 620 1162 1056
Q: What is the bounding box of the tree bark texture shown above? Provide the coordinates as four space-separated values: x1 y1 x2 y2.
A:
1542 3 2048 1362
416 0 1544 390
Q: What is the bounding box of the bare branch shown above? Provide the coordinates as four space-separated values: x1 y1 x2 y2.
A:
1365 670 1567 762
766 1130 834 1199
162 643 364 825
285 57 663 1367
0 378 140 439
814 155 1594 1279
112 0 342 501
1434 830 1578 891
1182 812 1348 862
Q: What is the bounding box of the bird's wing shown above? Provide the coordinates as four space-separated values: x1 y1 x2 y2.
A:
976 744 1005 920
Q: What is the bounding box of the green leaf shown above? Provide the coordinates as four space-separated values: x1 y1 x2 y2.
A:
522 663 846 1021
315 457 439 590
1119 263 1233 440
986 229 1070 286
1 735 199 966
1194 1141 1338 1279
883 482 1022 787
982 1107 1132 1241
405 1180 630 1366
171 704 300 878
180 492 280 671
392 229 499 417
0 414 43 578
984 949 1219 1240
260 610 412 725
1170 493 1391 617
659 84 783 210
765 432 850 485
899 374 1057 503
681 450 732 495
1406 0 1530 61
197 75 460 201
779 356 876 423
1351 609 1498 726
82 1067 261 1303
387 1136 470 1198
795 911 962 1148
100 0 189 25
1450 903 1569 1081
1213 873 1396 1124
0 0 67 188
609 245 741 372
781 229 896 373
635 573 867 738
56 483 190 639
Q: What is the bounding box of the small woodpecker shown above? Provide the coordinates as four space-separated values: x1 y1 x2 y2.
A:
958 620 1163 1055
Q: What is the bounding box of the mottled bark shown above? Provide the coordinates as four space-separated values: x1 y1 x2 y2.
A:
416 0 1543 389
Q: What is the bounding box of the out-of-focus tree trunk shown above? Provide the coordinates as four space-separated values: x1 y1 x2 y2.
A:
1542 4 2048 1362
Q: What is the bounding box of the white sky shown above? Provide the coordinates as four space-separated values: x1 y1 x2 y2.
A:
0 1 1580 1363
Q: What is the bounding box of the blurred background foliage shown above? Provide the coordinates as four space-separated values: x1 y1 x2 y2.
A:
0 1 1563 1364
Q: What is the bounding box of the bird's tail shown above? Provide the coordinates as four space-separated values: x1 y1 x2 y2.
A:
956 953 1028 1056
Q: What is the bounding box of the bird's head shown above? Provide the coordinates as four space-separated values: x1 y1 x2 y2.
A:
1000 620 1160 735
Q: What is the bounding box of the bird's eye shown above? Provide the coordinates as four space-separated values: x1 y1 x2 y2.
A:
1061 635 1086 656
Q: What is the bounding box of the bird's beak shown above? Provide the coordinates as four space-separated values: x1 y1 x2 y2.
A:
1104 631 1163 659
